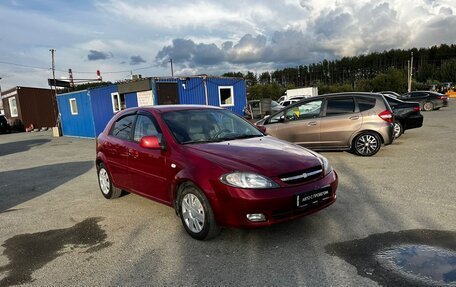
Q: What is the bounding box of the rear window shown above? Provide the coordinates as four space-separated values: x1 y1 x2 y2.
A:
357 97 376 111
325 98 355 116
110 115 136 140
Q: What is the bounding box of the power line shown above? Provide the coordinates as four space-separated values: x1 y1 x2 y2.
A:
0 60 50 71
0 60 159 74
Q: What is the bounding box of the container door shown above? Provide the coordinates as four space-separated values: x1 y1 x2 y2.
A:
156 83 179 105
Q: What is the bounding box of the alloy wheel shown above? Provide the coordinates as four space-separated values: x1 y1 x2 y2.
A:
393 122 401 138
355 134 379 156
423 102 433 111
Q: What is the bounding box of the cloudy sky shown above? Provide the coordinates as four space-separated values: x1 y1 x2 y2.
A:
0 0 455 90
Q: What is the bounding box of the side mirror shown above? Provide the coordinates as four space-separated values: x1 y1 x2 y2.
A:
140 136 162 149
256 125 267 133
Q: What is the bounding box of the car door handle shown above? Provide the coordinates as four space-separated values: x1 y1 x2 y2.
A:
307 121 317 126
349 116 359 120
129 149 139 159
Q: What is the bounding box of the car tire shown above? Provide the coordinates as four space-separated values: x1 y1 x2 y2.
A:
423 101 434 111
178 183 221 240
353 132 381 157
393 121 403 139
97 163 122 199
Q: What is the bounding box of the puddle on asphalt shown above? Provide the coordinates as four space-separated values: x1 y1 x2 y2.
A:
325 229 456 287
377 244 456 285
0 217 111 287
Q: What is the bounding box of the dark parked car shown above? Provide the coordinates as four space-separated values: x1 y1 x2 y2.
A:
379 91 401 99
0 115 11 134
255 93 395 156
96 105 338 240
382 95 423 138
399 91 448 111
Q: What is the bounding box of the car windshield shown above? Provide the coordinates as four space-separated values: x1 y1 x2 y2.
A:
162 109 264 144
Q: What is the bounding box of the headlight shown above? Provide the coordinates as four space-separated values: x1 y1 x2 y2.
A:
319 156 333 176
220 172 279 189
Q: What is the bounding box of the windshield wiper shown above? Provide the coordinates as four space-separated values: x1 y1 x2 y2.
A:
220 134 263 141
181 138 225 144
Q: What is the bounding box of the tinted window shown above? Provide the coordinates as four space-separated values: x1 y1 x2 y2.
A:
325 98 355 115
357 97 376 111
110 115 136 140
285 100 322 121
133 115 161 142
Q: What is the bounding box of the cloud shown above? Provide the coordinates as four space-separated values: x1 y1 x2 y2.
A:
87 50 112 61
130 55 146 65
439 7 453 15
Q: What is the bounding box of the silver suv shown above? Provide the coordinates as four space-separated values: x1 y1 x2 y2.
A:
256 93 394 156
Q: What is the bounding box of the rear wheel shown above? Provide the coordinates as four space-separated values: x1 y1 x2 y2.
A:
353 132 381 156
97 163 122 199
393 121 403 139
178 183 221 240
423 101 434 111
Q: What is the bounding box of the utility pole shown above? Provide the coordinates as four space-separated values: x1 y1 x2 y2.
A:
169 58 174 77
408 52 414 92
49 49 59 129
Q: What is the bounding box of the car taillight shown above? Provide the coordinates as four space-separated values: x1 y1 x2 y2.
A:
413 106 420 112
378 110 394 123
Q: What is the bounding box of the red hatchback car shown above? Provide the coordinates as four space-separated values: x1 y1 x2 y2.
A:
96 105 338 240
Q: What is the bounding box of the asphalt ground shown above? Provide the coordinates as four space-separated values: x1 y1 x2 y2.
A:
0 104 455 286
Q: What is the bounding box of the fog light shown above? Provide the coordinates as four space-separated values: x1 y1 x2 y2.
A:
246 213 266 222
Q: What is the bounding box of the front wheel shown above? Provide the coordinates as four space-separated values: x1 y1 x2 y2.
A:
353 132 381 156
178 184 221 240
393 121 403 139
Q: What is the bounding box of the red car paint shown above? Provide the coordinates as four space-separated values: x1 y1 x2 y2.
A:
96 105 338 228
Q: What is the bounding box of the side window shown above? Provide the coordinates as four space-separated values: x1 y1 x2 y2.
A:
285 100 322 121
133 115 161 142
357 97 376 111
110 115 136 140
268 111 285 124
325 98 355 116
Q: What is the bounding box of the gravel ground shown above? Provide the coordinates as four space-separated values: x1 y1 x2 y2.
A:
0 104 455 286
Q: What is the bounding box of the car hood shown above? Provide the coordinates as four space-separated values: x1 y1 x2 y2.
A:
184 136 322 177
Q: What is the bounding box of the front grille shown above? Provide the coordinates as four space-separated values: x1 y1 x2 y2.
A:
279 165 323 185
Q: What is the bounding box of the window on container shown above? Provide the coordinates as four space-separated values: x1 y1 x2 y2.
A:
69 98 78 115
8 97 18 117
219 86 234 107
111 92 126 113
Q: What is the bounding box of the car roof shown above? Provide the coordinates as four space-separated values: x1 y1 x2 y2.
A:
132 105 224 113
309 92 385 100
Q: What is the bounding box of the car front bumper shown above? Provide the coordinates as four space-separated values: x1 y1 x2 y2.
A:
209 170 338 228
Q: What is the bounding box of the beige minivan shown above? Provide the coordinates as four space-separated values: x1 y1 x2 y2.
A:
256 93 394 156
